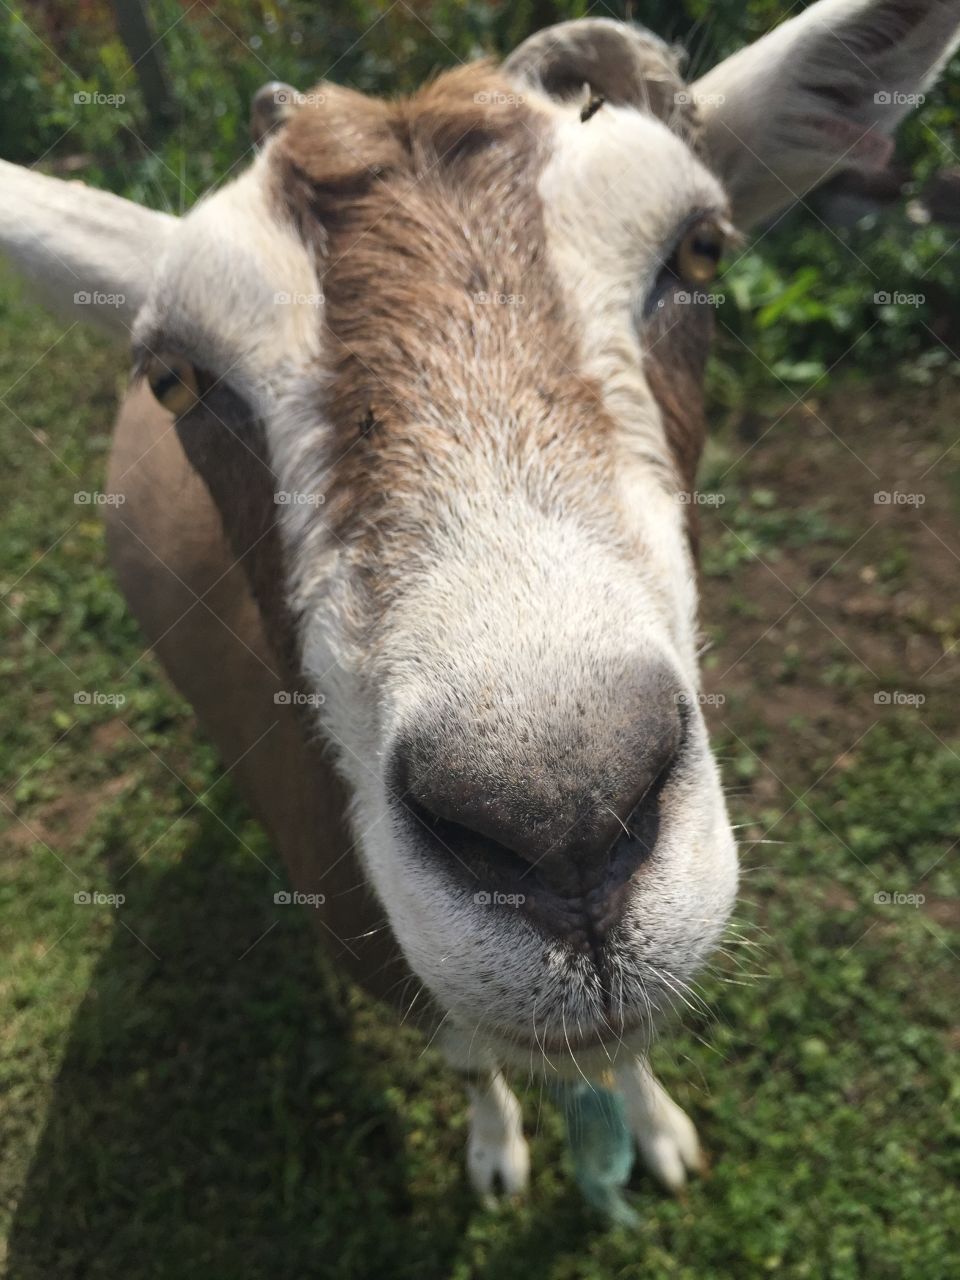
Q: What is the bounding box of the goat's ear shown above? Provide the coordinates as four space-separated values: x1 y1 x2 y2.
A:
0 159 175 338
692 0 960 229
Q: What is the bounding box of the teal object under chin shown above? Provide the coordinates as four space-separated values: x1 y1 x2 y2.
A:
554 1079 639 1227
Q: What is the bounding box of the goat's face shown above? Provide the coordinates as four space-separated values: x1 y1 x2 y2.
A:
124 11 954 1065
278 70 736 1065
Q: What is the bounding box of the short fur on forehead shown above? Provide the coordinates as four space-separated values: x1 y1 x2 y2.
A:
277 61 540 195
269 63 707 575
271 66 623 559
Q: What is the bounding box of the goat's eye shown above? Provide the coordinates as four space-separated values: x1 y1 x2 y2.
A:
671 217 725 286
145 351 201 416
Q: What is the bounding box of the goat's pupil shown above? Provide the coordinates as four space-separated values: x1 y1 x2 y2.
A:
152 370 182 399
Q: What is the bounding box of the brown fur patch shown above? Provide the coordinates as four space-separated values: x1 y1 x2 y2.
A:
645 302 712 529
272 67 620 558
272 61 707 566
172 383 304 684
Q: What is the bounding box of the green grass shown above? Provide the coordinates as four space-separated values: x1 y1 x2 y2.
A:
2 246 959 1279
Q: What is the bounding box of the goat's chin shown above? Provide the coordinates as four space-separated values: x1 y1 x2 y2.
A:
470 1018 653 1077
357 793 738 1073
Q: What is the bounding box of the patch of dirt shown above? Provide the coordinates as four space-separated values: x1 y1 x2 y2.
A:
818 884 860 912
700 380 960 805
4 774 131 851
920 894 960 926
90 719 130 754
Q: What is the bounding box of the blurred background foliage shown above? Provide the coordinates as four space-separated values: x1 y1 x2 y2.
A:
3 0 960 411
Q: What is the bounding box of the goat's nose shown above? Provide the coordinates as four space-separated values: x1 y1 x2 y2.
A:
388 672 686 950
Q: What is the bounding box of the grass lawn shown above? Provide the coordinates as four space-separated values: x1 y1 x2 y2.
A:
1 263 958 1279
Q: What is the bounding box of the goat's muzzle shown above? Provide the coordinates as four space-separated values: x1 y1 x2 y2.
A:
386 661 688 959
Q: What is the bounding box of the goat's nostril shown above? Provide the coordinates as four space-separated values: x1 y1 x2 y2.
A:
401 793 535 895
603 751 676 877
389 743 538 868
614 731 684 853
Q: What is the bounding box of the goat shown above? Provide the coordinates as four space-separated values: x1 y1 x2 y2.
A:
2 0 957 1202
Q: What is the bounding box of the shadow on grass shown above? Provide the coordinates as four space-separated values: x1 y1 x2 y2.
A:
6 800 492 1280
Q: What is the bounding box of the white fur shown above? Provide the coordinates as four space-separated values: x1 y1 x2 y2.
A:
537 104 728 676
133 140 322 407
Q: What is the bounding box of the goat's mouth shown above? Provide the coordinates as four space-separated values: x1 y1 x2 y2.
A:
391 800 682 1049
454 963 663 1071
378 796 737 1068
490 1016 646 1060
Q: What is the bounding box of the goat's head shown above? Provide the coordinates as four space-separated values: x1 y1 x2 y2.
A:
4 1 957 1068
